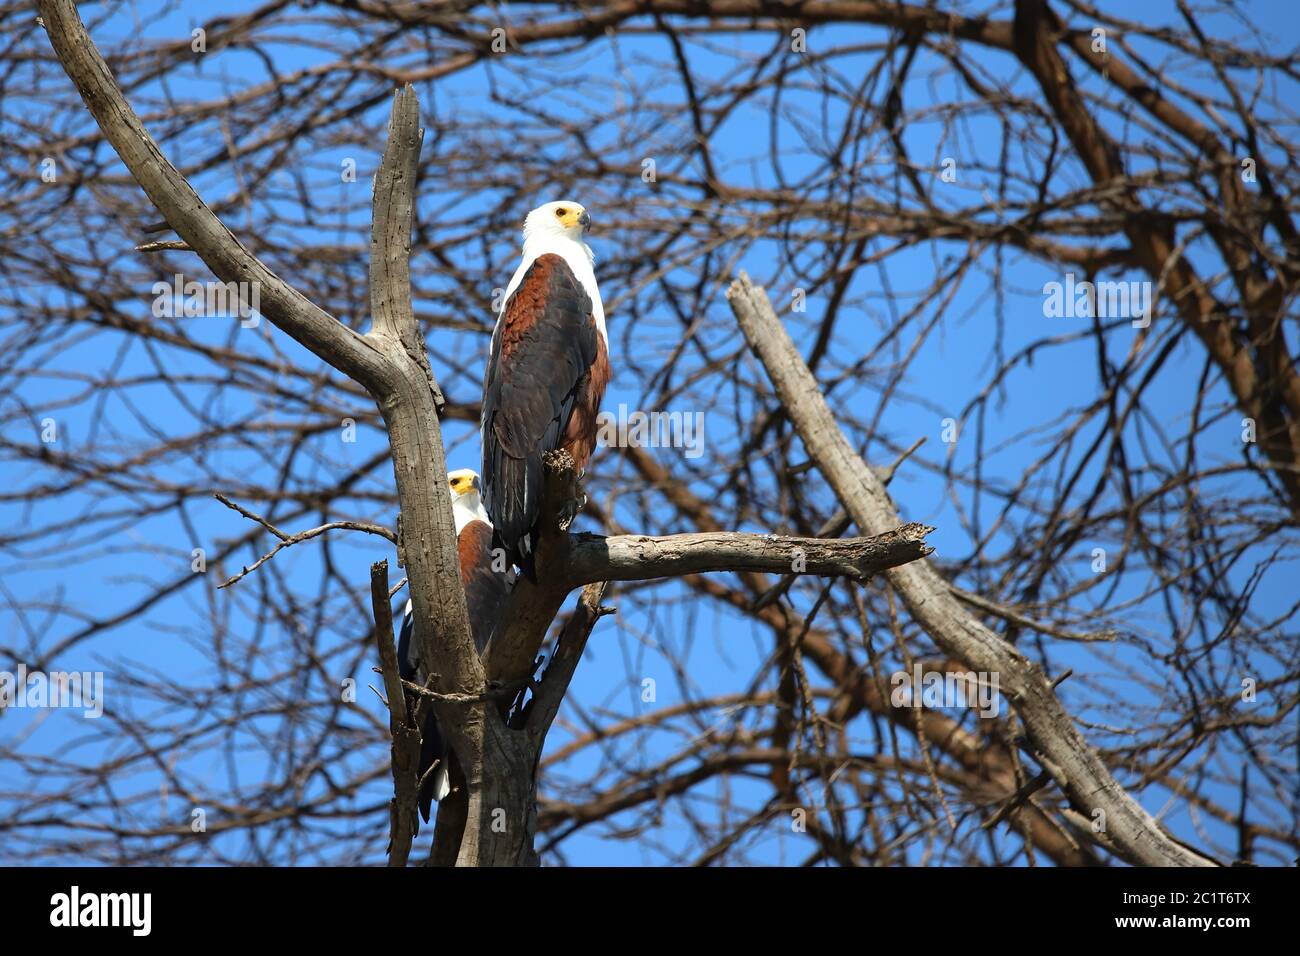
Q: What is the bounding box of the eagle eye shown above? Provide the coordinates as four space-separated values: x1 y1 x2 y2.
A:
555 208 566 218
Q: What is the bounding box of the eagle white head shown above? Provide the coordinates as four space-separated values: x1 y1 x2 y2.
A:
448 469 490 532
523 200 591 244
508 199 606 340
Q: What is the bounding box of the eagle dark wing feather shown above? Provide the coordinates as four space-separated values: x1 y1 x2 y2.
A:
396 604 444 825
481 254 596 569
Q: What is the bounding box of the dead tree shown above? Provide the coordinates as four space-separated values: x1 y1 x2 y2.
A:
35 0 940 866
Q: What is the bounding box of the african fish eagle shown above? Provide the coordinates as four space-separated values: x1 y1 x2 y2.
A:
480 200 610 574
397 468 509 821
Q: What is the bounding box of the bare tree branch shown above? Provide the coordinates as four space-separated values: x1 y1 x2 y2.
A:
369 559 421 867
727 270 1218 867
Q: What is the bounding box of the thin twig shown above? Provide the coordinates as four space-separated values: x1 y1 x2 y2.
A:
214 493 395 588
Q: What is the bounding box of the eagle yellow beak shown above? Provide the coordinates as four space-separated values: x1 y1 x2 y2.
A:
555 206 590 231
448 472 480 495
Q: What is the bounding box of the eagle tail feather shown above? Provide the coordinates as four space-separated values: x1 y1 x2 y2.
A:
399 603 450 827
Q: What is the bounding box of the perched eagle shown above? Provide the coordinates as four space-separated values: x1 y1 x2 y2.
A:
397 468 509 822
481 200 610 574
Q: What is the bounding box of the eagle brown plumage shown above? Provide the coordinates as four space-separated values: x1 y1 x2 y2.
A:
397 469 510 823
481 201 609 574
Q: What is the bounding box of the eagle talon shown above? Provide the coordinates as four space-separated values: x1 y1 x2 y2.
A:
557 491 588 532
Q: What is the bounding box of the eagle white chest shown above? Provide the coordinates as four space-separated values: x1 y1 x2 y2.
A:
452 495 490 534
501 235 607 344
